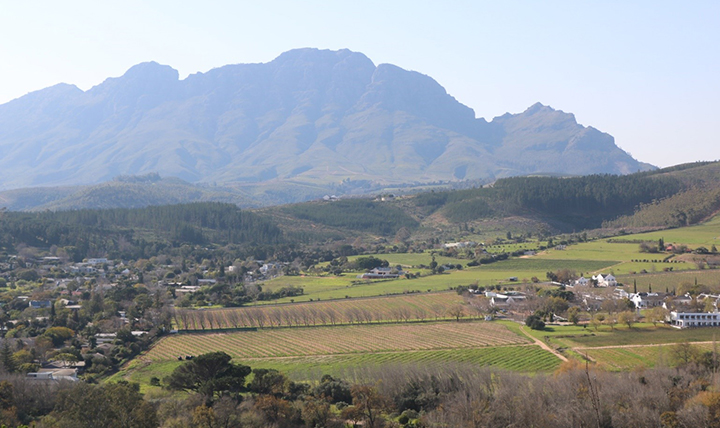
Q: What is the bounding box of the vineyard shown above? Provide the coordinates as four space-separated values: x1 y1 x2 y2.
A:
173 292 471 330
248 345 562 378
146 320 530 361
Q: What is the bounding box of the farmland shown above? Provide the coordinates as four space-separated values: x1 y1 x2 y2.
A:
147 320 530 361
174 292 467 330
119 345 561 390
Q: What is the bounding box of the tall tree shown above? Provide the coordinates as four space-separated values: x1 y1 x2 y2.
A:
164 351 251 401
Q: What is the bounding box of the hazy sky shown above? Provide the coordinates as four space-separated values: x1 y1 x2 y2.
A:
1 0 717 167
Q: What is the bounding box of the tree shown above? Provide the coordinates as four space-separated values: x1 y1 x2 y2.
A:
591 313 605 331
618 311 637 329
0 341 16 373
646 306 669 327
164 351 251 401
670 342 700 367
446 305 465 322
525 314 545 330
52 381 158 428
567 307 580 326
350 384 389 428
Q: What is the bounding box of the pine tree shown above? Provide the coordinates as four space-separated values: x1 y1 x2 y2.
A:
0 341 16 373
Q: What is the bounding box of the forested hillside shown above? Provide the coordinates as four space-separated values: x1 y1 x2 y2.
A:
0 202 282 260
265 161 720 238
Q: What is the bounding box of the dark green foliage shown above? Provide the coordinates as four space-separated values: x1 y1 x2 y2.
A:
0 203 281 259
494 174 681 215
525 315 545 330
282 199 418 235
248 368 289 396
354 256 389 270
164 351 251 400
313 375 352 404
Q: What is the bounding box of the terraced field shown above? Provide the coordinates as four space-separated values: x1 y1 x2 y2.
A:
147 320 530 361
175 292 466 330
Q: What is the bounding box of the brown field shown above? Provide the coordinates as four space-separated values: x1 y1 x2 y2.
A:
147 320 529 361
174 292 470 330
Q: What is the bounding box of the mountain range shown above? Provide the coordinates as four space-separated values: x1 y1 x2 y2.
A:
0 48 653 207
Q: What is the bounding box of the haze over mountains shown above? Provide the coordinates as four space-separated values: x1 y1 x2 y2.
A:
0 48 653 208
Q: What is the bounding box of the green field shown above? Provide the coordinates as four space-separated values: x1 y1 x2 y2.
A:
114 344 561 393
620 215 720 247
617 269 720 293
483 258 618 272
584 342 720 371
346 252 466 268
261 267 558 303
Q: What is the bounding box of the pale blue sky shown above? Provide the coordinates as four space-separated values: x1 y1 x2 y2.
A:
1 0 717 167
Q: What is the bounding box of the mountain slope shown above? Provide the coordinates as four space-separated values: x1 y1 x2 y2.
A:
0 48 651 193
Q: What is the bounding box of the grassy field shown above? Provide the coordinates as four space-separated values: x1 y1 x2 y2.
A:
584 342 720 371
346 253 465 268
620 215 720 247
261 267 558 303
483 258 618 273
148 320 530 361
617 269 720 293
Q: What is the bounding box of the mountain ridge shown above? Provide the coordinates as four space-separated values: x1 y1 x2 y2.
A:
0 48 652 197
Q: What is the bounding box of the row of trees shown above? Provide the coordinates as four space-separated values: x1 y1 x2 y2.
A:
173 301 482 331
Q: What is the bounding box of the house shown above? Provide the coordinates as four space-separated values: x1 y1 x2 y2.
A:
630 292 667 309
357 267 405 279
489 291 527 307
197 279 217 285
593 274 617 287
574 277 590 287
87 258 109 265
614 288 630 299
669 311 720 328
175 285 201 294
260 263 281 275
664 295 693 311
28 300 52 309
443 241 478 249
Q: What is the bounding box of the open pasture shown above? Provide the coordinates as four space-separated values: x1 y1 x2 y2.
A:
620 215 720 247
584 342 720 371
617 269 720 293
483 258 617 273
176 292 466 330
146 320 530 361
535 241 645 262
261 267 555 303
